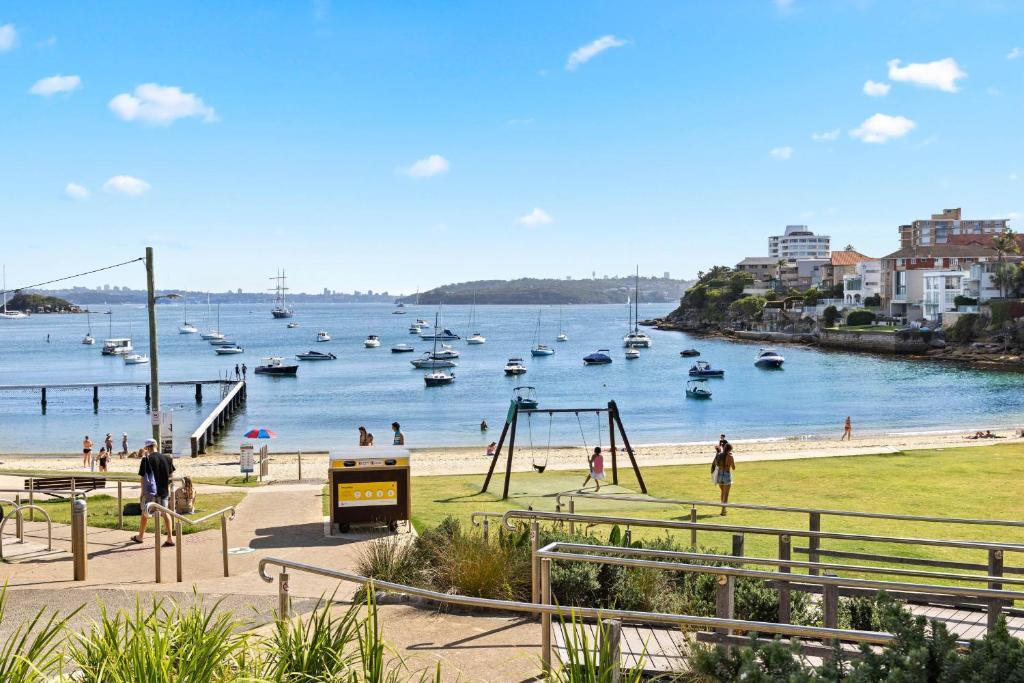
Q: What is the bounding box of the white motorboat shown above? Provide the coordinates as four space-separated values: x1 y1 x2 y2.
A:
755 348 785 369
623 267 652 348
420 327 460 341
686 379 712 399
408 324 423 334
287 322 300 328
625 347 640 360
297 350 337 360
102 338 133 356
364 334 381 348
504 357 527 375
391 343 415 353
424 312 455 386
210 338 236 346
215 345 244 355
317 330 332 343
467 332 486 344
557 333 568 342
431 344 459 360
123 353 149 365
411 354 456 369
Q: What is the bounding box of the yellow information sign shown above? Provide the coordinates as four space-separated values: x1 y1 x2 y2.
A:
336 481 398 508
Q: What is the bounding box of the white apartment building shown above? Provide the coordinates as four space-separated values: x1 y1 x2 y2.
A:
842 260 881 306
768 225 831 260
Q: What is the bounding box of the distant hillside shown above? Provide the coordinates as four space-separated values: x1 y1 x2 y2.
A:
398 277 695 305
3 292 81 313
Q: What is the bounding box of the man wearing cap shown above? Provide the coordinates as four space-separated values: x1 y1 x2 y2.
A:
131 438 176 546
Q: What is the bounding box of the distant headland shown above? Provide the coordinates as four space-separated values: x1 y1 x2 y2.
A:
397 276 695 305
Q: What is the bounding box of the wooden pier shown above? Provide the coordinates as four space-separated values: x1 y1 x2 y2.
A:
190 381 247 456
0 379 237 412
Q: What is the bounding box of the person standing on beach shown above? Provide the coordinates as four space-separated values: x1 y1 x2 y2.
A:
82 435 93 467
392 422 405 446
121 432 129 458
104 432 114 453
842 416 852 441
132 439 175 547
358 426 369 446
712 443 736 516
97 447 109 472
582 447 605 492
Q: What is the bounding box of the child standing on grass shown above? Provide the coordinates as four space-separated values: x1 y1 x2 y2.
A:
582 447 605 492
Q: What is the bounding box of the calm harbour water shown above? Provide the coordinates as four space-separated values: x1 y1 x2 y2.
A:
1 302 1023 454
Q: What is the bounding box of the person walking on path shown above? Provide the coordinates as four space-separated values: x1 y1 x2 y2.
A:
842 416 852 441
132 439 175 546
82 435 93 467
392 422 405 446
121 432 129 458
711 443 736 516
581 446 605 492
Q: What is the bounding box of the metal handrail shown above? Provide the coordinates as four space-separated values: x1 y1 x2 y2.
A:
554 492 1024 529
536 543 1024 602
544 542 1024 587
0 505 53 559
256 556 896 646
500 510 1024 553
145 502 236 583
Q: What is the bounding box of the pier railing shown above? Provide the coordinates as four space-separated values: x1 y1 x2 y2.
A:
190 380 247 456
552 492 1024 574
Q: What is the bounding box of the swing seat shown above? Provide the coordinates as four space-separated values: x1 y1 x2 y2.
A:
532 463 547 474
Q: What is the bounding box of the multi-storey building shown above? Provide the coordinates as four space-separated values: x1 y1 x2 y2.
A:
768 225 831 260
735 257 779 283
898 208 1010 249
842 259 882 306
880 243 1000 321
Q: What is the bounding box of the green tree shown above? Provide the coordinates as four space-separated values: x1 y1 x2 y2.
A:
802 287 821 306
728 296 767 321
991 228 1021 298
823 305 839 327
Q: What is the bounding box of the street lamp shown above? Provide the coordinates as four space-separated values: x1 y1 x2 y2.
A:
145 247 181 445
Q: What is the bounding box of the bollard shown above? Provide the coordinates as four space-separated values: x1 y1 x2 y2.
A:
297 451 303 480
541 558 552 673
599 619 622 683
221 515 230 577
530 521 540 605
482 517 490 542
15 493 23 542
278 571 291 620
71 498 87 581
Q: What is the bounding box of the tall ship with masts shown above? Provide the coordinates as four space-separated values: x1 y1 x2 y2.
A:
269 270 294 319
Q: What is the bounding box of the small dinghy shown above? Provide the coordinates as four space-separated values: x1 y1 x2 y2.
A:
680 349 700 357
685 379 712 399
583 349 612 365
391 343 415 353
688 361 724 378
215 345 244 355
296 350 336 361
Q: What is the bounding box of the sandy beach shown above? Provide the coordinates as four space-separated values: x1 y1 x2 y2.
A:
1 427 1020 482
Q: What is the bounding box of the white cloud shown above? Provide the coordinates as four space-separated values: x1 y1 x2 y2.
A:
863 80 890 96
886 58 966 93
109 83 217 125
401 154 450 178
29 74 82 96
64 183 89 200
102 175 151 196
0 24 17 51
1007 47 1023 60
770 146 793 160
518 208 553 227
566 35 627 71
811 129 840 142
850 113 916 143
774 0 795 13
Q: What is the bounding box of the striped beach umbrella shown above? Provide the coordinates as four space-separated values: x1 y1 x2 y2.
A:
244 428 277 439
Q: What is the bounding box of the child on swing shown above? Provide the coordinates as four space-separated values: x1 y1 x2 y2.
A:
582 446 604 491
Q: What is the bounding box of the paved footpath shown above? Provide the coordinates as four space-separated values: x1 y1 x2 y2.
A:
0 481 541 681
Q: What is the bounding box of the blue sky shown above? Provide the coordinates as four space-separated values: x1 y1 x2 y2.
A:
1 1 1022 294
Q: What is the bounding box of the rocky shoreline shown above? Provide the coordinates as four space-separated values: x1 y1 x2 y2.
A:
644 318 1024 372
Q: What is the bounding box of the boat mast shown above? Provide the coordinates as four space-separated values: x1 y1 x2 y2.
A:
634 265 640 333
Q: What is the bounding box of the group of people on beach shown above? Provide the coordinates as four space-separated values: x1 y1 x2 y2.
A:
358 422 405 447
81 432 130 472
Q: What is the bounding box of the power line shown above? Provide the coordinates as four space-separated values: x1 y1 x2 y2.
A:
2 256 145 295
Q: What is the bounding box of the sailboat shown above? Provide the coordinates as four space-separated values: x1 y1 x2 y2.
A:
178 295 198 334
556 306 568 342
466 294 485 344
270 270 294 318
424 312 454 386
123 322 148 364
82 309 95 345
623 267 652 348
531 309 554 357
0 266 28 320
201 296 225 340
101 308 133 355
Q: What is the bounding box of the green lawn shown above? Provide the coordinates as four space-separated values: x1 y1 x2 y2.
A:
30 491 246 534
410 444 1024 578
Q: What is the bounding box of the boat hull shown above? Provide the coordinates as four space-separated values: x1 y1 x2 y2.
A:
504 368 527 375
272 309 293 319
215 348 244 355
412 359 456 369
296 353 336 360
531 349 554 357
688 370 725 377
755 359 785 369
255 365 298 375
685 390 712 399
424 376 454 386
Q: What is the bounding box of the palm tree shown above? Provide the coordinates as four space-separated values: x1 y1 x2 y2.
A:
991 229 1021 299
775 259 787 291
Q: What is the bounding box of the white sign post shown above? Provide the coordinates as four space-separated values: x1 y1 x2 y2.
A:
240 444 255 482
160 410 174 455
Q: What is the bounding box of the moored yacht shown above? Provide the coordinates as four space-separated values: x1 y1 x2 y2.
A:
101 338 133 356
504 357 527 375
754 348 785 369
583 349 612 365
363 334 381 348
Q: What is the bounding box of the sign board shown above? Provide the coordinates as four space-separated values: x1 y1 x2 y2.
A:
336 481 398 508
151 410 160 426
160 410 174 455
239 444 255 474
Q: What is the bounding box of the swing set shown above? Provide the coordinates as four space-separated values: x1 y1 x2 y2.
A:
481 399 648 500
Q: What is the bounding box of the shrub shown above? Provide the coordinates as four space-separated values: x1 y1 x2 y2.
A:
863 293 881 307
802 287 821 306
0 587 70 683
946 313 980 343
822 305 839 327
846 309 876 326
954 294 978 308
356 535 422 587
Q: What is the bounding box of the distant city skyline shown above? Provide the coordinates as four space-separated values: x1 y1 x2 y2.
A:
1 2 1021 294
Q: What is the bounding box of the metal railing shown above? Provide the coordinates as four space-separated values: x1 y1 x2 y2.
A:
553 492 1024 574
145 502 236 583
257 556 896 674
537 542 1023 632
0 504 53 559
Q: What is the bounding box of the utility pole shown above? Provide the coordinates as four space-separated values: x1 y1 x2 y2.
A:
146 247 160 443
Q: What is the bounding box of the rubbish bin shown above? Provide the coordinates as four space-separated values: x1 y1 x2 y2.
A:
329 448 411 533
